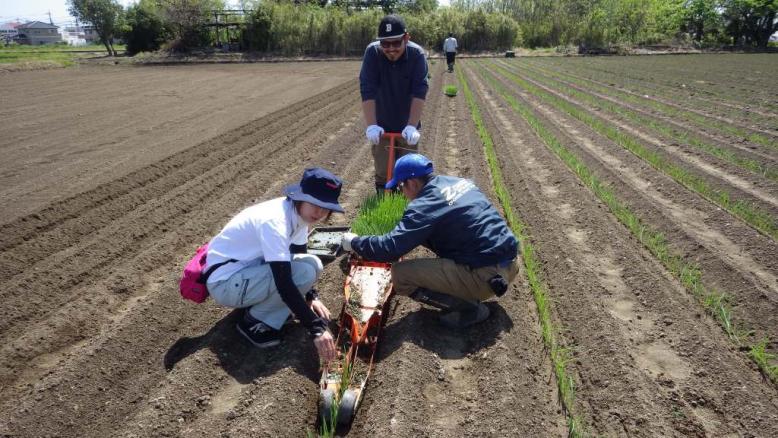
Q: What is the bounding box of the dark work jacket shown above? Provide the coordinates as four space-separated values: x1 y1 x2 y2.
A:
359 41 429 133
351 176 518 268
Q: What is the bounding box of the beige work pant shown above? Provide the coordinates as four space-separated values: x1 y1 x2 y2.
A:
391 257 521 302
372 136 419 186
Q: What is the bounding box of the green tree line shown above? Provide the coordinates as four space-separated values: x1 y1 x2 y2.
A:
69 0 777 56
455 0 777 48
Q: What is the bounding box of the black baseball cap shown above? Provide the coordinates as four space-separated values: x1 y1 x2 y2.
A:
378 15 406 40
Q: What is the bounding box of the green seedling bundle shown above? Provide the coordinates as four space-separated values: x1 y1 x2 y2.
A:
444 85 458 96
350 193 408 236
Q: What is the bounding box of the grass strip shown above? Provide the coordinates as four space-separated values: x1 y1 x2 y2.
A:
500 60 778 179
456 65 586 437
474 61 777 386
519 59 778 150
0 51 75 67
486 60 778 242
749 339 778 383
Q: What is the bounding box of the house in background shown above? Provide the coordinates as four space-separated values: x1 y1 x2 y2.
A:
16 21 61 45
0 21 20 44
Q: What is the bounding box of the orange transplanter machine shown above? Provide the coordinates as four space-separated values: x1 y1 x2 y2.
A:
317 132 402 427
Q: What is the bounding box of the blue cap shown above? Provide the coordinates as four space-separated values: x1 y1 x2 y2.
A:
283 168 344 213
385 153 434 189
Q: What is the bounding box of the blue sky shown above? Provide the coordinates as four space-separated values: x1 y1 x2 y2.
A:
0 0 137 25
1 0 451 26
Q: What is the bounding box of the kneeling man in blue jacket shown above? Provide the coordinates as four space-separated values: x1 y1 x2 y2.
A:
341 153 520 328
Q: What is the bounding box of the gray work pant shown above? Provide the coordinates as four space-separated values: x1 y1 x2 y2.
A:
207 254 323 329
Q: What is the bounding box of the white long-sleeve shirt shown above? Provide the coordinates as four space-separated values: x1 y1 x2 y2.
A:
443 37 458 53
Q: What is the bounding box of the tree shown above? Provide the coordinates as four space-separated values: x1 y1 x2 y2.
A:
722 0 778 47
123 0 169 55
681 0 721 43
68 0 123 56
157 0 225 51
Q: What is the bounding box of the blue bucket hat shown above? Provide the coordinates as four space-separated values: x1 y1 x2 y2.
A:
284 168 344 213
385 153 434 189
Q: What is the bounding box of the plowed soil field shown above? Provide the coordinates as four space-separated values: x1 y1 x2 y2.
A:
0 55 776 437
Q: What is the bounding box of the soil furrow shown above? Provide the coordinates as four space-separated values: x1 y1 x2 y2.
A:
0 64 360 222
535 57 778 126
559 57 778 114
0 81 357 281
0 93 370 438
523 59 778 142
488 62 778 215
513 60 778 161
465 60 778 437
0 95 363 390
478 62 778 352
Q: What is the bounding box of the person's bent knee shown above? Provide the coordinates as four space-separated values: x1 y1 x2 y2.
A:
390 262 417 296
295 254 324 277
291 261 318 292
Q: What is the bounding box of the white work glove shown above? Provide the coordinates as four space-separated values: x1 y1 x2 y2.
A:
365 125 384 145
402 125 421 146
341 232 358 252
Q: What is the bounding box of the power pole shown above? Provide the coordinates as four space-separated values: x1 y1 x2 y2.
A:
48 10 54 25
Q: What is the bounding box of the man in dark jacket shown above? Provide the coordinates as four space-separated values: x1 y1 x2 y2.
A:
341 154 520 328
360 14 429 193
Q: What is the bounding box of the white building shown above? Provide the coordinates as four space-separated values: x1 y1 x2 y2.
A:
0 21 20 44
60 25 87 46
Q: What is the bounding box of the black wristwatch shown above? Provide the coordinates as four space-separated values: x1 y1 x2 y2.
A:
305 289 319 302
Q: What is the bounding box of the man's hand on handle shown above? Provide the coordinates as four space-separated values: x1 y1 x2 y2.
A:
365 125 384 145
402 125 421 145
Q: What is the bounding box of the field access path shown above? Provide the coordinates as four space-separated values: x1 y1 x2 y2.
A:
463 59 778 437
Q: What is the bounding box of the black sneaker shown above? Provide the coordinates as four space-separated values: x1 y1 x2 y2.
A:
439 303 491 329
236 313 281 348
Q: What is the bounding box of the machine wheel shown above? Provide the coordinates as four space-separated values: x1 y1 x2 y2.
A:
319 388 335 425
336 389 359 426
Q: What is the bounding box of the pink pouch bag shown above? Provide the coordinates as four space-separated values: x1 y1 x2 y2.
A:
179 243 234 303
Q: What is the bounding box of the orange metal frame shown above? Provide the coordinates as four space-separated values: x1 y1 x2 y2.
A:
383 132 402 194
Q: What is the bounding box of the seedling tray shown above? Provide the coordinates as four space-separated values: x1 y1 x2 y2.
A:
307 226 350 260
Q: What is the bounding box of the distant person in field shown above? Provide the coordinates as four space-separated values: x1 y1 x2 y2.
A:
204 168 344 362
340 154 520 329
443 32 458 72
360 14 429 194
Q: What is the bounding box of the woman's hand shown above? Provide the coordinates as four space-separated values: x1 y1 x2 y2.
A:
313 330 337 363
310 299 331 321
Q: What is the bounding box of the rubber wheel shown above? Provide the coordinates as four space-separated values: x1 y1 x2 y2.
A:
337 389 359 426
319 388 335 425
